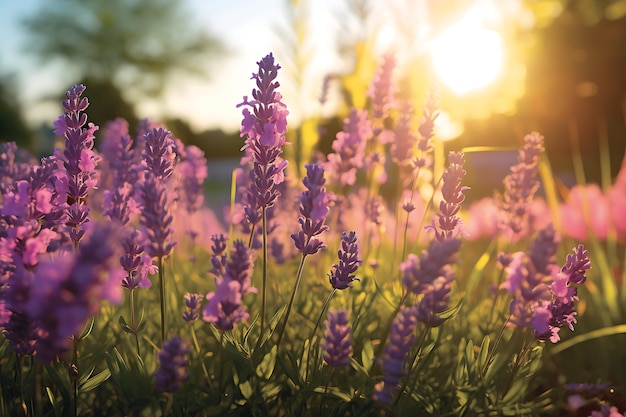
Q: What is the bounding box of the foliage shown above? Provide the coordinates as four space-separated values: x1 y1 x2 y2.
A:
21 0 223 97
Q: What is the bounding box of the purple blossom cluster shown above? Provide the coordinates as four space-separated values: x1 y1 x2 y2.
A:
100 118 141 226
321 309 353 367
53 84 100 246
399 152 467 327
154 336 190 393
120 230 155 290
374 305 417 404
390 102 418 166
329 231 361 290
325 109 372 186
28 223 124 361
413 91 438 169
431 151 469 242
367 54 395 122
500 132 545 238
291 164 333 256
502 229 590 342
202 240 256 331
182 293 203 323
237 53 289 229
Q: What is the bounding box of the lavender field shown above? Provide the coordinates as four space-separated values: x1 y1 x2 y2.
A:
0 49 625 417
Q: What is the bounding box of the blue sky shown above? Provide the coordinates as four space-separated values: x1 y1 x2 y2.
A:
0 0 302 133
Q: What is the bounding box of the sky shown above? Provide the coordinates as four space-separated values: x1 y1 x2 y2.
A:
0 0 536 137
0 0 310 133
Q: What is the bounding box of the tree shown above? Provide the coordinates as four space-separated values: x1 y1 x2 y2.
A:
0 74 32 149
22 0 223 114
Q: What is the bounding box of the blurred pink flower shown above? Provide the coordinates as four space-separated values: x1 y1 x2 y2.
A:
464 197 500 240
560 184 610 240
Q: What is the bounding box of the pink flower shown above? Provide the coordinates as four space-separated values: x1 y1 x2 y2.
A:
560 184 610 240
464 197 500 240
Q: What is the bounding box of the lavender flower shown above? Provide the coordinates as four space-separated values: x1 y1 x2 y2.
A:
120 230 154 290
139 174 175 258
1 263 37 355
54 84 100 246
0 142 32 195
529 223 560 275
222 240 257 295
209 234 228 278
368 54 395 121
374 306 417 404
202 280 249 331
500 132 545 237
142 128 177 180
321 309 352 367
400 223 462 327
26 223 125 361
390 102 418 166
326 108 372 186
413 92 438 169
431 151 469 241
291 164 333 256
237 53 289 229
502 238 590 343
154 337 190 393
536 244 590 342
177 145 208 216
367 195 386 227
100 120 141 226
329 231 361 290
182 293 203 323
202 239 256 331
400 238 462 296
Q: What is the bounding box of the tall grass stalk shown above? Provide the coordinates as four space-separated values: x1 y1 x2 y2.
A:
305 289 337 381
275 253 308 351
260 206 268 336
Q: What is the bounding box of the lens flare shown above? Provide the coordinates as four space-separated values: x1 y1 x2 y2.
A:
431 16 503 94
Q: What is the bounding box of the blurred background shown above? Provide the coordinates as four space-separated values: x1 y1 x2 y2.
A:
0 0 625 196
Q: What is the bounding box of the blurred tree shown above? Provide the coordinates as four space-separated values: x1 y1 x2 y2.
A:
77 77 139 133
22 0 223 133
0 74 33 149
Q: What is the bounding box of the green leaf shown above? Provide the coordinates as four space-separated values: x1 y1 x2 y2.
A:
119 316 135 334
313 386 352 402
80 368 111 392
438 297 464 320
256 345 277 379
257 305 287 349
79 317 95 340
360 339 374 374
551 324 626 355
239 380 253 399
45 387 63 417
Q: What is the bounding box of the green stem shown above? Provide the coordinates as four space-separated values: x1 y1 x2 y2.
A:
305 289 336 381
72 337 79 417
395 325 430 406
17 354 26 417
316 367 334 417
275 253 308 351
129 288 141 358
218 332 225 398
260 206 268 336
158 256 166 345
501 332 533 400
190 324 211 386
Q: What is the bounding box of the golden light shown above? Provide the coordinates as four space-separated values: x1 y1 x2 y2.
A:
430 9 504 94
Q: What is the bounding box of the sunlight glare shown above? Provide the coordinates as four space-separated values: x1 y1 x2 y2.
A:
431 13 503 94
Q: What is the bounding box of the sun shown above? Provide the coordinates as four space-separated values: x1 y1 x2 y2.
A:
430 13 504 94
